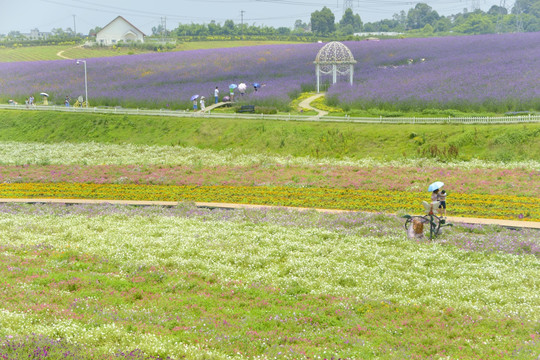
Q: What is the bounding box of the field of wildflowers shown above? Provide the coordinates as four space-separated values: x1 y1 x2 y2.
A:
0 142 538 221
0 140 538 358
1 32 539 112
0 203 538 359
1 33 539 358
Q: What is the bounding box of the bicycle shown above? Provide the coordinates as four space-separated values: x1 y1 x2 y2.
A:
403 213 453 239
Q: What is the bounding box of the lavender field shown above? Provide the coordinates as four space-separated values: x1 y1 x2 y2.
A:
1 32 539 112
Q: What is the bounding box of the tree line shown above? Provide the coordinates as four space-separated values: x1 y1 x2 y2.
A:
165 0 540 37
2 0 539 45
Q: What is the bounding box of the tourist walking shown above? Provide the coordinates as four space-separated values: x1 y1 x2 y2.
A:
214 87 219 104
200 96 206 111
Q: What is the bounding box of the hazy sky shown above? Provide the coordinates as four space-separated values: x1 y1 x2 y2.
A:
1 0 502 35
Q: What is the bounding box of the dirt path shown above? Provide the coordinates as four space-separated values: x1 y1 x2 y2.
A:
298 93 328 119
1 198 538 229
56 45 83 60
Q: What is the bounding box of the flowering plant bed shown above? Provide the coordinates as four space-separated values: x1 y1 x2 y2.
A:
0 203 538 359
1 182 538 221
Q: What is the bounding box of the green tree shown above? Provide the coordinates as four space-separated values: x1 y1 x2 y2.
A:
407 3 440 29
512 0 540 15
488 5 508 16
208 20 221 35
521 13 540 30
434 17 452 32
393 10 407 29
454 13 495 34
311 7 336 35
293 19 309 33
88 26 102 37
223 19 236 35
277 27 291 35
339 8 362 32
422 23 434 34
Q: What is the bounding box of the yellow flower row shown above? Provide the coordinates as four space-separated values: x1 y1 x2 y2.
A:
1 183 538 221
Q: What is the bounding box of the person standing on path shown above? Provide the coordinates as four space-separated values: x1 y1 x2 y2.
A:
214 87 219 104
200 96 206 111
438 190 447 218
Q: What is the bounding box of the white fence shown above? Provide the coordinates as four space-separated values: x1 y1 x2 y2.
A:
1 104 539 124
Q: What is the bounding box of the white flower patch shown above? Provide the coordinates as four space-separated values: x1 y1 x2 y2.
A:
0 142 537 170
0 309 240 359
1 212 539 320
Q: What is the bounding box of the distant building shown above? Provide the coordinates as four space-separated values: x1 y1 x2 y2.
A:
26 28 51 40
96 16 145 46
354 32 403 37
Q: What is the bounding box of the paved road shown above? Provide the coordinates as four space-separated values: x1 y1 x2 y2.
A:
1 198 538 229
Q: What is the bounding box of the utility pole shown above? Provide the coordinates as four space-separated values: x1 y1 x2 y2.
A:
240 10 245 36
343 0 353 14
73 15 76 36
160 16 167 42
495 0 506 33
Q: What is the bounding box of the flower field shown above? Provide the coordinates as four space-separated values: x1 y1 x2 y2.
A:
1 182 539 222
0 138 539 359
1 32 539 112
0 142 538 221
1 33 540 358
0 202 539 359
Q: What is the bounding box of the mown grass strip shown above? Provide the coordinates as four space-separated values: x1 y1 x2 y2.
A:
1 182 538 221
1 110 539 162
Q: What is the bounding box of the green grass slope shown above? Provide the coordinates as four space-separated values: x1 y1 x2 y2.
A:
0 41 301 62
1 110 539 162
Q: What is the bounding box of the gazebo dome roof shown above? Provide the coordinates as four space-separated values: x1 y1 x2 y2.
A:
314 41 356 64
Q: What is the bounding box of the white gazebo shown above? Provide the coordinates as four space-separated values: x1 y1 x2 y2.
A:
314 41 356 93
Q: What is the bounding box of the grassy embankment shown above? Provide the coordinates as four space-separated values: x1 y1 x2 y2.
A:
1 109 539 162
0 41 302 62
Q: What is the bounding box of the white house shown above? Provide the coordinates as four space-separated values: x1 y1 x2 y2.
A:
28 28 51 40
96 16 145 45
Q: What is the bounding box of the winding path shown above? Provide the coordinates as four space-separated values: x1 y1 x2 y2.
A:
1 198 538 230
298 93 328 119
56 45 83 60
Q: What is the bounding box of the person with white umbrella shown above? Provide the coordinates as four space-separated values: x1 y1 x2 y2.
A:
428 181 444 216
238 83 247 96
